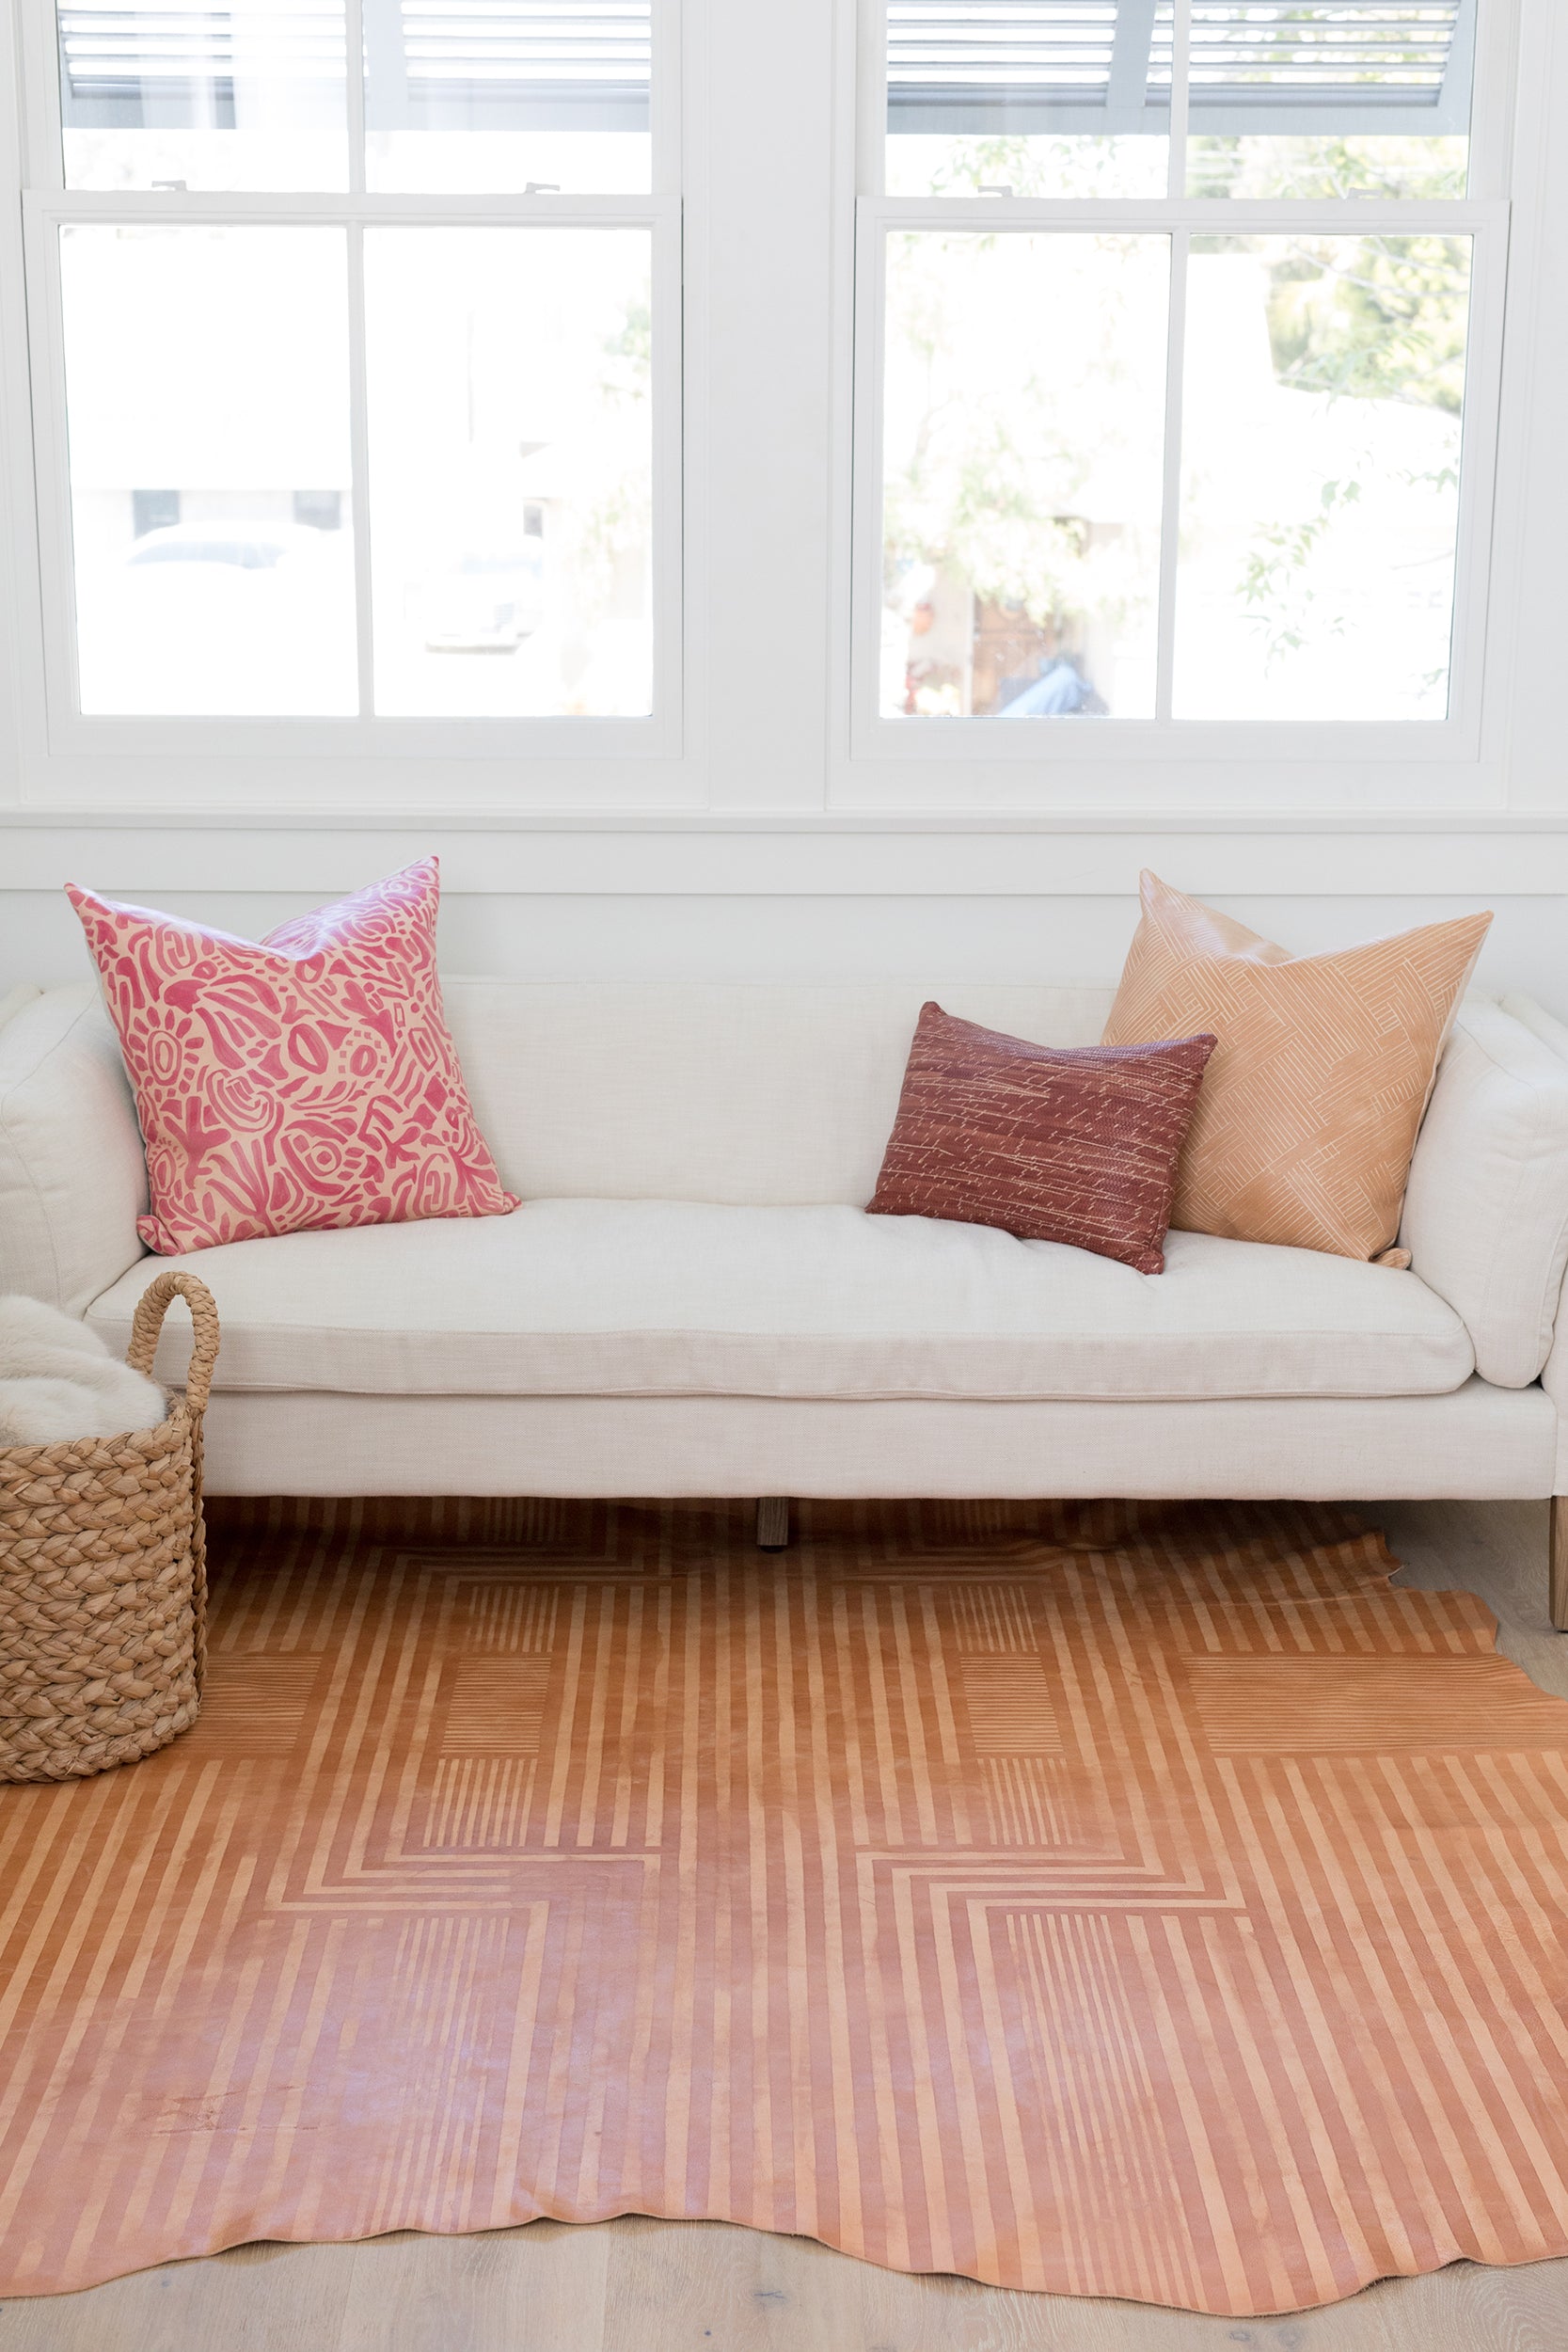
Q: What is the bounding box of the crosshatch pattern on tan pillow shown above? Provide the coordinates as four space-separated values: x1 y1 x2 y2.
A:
1101 872 1492 1262
867 1001 1215 1274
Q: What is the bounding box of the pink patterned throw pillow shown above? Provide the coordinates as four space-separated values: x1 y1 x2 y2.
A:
68 858 518 1254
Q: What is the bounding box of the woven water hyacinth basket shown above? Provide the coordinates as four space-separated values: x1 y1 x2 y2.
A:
0 1271 219 1783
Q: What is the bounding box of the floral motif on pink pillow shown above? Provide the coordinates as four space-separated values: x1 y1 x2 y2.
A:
68 858 518 1254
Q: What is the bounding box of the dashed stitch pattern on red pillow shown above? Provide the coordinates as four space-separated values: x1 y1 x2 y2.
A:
68 858 518 1254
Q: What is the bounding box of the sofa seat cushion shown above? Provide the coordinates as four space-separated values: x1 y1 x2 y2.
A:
86 1200 1475 1405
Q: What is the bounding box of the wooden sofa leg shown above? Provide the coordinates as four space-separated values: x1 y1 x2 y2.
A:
756 1497 790 1553
1553 1500 1568 1632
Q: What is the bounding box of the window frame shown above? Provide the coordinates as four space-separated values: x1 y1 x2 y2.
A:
845 0 1518 790
0 0 1546 827
14 0 684 764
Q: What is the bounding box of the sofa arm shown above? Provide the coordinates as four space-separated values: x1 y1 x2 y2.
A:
1546 1327 1568 1628
1541 1260 1568 1483
1399 994 1568 1389
0 983 149 1313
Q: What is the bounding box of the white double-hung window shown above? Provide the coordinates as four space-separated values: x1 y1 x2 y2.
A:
18 0 678 751
854 1 1510 759
3 0 1531 806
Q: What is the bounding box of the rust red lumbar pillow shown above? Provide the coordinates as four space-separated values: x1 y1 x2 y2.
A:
68 857 518 1254
867 1002 1216 1274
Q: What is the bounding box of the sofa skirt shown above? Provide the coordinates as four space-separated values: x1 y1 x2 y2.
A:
196 1375 1553 1501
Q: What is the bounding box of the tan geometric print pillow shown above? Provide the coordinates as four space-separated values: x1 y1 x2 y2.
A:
1101 871 1492 1262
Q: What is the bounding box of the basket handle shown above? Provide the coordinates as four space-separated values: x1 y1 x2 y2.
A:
126 1271 221 1416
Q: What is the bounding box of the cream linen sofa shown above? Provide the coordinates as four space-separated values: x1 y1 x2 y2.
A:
5 976 1568 1621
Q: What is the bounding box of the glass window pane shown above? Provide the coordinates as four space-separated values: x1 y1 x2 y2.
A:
885 2 1171 199
61 226 357 715
365 0 651 192
1186 3 1474 199
58 0 348 190
365 228 653 716
1174 233 1470 719
880 231 1168 720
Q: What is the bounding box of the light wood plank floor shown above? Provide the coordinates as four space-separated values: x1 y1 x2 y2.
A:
4 1498 1567 2352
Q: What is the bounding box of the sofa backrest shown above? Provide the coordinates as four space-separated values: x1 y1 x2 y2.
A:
0 982 149 1312
443 979 1117 1206
0 979 1116 1307
8 974 1568 1401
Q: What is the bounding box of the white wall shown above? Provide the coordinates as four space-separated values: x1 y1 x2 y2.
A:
4 883 1560 1014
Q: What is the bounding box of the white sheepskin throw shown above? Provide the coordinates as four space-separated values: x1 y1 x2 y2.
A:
0 1295 166 1448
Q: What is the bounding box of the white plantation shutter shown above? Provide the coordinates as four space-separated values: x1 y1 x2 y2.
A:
57 0 1464 137
884 0 1471 135
887 0 1172 129
372 0 650 127
56 0 343 119
57 0 652 127
1188 0 1472 128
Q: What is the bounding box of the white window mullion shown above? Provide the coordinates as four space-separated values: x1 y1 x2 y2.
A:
345 221 376 717
1441 214 1509 738
648 193 684 751
1165 0 1190 199
18 0 64 192
344 0 371 715
650 0 682 196
859 196 1499 234
1154 226 1188 723
849 199 888 753
1158 0 1192 718
345 0 367 196
1465 0 1514 199
22 201 80 734
858 0 888 197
